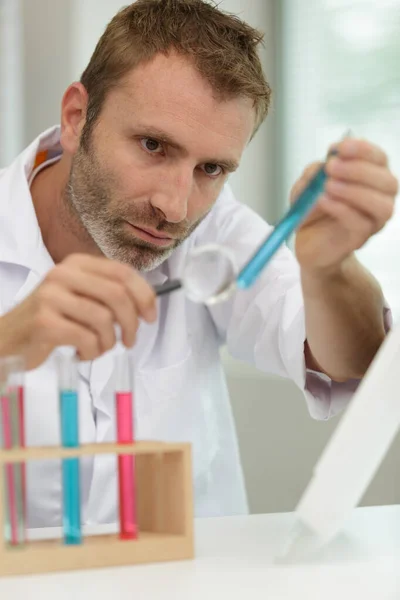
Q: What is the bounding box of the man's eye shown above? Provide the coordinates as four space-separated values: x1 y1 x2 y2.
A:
201 163 223 177
140 138 163 153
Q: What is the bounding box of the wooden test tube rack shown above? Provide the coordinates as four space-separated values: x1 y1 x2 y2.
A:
0 441 194 577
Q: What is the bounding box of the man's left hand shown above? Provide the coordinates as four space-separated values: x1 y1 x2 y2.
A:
291 138 399 274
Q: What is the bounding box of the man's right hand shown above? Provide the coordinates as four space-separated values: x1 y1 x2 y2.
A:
0 254 157 370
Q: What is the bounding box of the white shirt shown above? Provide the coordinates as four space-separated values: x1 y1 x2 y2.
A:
0 127 362 526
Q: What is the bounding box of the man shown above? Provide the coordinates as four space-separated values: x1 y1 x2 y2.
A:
0 0 397 525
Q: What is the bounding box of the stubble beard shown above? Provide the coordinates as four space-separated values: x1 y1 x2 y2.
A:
63 146 199 272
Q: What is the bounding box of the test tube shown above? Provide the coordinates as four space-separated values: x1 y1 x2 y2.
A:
57 348 81 545
0 356 26 546
115 351 137 540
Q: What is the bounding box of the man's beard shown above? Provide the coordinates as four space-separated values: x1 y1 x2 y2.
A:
64 146 202 272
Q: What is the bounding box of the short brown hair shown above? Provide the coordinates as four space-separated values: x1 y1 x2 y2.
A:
80 0 271 148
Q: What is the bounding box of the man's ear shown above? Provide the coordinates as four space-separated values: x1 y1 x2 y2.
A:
60 82 89 155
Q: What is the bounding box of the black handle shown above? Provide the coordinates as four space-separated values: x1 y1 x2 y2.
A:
154 279 183 296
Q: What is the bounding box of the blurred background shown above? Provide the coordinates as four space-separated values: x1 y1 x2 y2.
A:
1 0 400 513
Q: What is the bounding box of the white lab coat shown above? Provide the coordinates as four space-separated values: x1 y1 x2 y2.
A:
0 127 361 526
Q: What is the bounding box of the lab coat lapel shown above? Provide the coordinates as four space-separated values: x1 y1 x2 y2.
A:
89 351 116 431
13 269 43 305
0 126 61 271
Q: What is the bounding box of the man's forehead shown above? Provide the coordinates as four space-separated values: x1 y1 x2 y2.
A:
113 53 256 145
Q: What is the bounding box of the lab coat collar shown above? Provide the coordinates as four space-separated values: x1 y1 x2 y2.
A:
0 125 60 277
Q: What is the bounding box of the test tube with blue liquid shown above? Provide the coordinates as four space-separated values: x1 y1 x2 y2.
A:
57 348 82 545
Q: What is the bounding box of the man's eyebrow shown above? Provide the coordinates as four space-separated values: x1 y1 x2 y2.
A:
207 158 239 173
136 126 184 151
134 126 239 173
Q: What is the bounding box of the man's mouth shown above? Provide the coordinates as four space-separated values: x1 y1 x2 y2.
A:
126 223 176 247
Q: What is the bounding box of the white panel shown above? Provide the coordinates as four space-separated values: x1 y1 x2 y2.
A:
72 0 129 79
0 0 23 165
219 0 275 219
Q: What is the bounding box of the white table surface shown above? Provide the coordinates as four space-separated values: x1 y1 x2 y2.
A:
1 505 400 600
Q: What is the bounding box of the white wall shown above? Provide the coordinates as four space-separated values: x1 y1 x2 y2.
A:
71 0 127 79
21 0 74 145
218 0 277 222
0 0 24 165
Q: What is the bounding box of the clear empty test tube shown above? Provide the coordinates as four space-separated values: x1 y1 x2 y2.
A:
115 350 137 540
57 348 82 545
0 356 26 547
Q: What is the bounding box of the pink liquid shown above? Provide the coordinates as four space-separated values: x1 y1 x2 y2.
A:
116 392 137 540
1 394 18 545
1 387 26 545
17 386 27 525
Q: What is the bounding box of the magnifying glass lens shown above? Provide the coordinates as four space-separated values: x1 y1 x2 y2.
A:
182 244 237 305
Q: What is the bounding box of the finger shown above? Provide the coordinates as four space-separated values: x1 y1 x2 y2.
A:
324 179 394 230
327 143 341 157
45 268 139 347
325 158 399 196
40 284 119 353
123 269 157 323
64 254 157 322
335 138 389 167
319 194 376 245
37 310 102 361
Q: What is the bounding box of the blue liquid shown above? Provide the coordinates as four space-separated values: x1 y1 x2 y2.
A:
62 458 81 545
237 166 328 289
60 390 79 447
60 390 81 545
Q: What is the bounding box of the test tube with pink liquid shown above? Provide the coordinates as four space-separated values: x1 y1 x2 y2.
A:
115 350 137 540
0 356 26 546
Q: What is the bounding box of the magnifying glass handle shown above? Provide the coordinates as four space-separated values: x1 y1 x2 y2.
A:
154 279 182 296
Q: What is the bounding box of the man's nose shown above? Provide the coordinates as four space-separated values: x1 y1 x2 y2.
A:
150 165 193 223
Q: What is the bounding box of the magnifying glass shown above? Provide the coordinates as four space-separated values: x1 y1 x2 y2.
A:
154 244 237 306
154 140 345 305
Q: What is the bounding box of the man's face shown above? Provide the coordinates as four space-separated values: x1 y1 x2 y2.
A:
67 52 255 271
